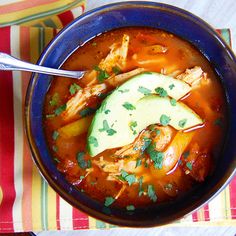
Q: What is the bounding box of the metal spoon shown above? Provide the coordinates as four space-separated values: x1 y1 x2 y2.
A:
0 52 85 79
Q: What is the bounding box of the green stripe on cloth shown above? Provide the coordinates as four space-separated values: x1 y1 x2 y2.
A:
0 0 84 27
43 19 57 28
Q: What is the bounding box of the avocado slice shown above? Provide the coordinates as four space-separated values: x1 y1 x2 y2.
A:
87 72 198 157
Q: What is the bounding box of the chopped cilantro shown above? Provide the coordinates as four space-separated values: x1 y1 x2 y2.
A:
135 158 142 168
155 129 161 135
183 151 190 159
92 42 97 46
99 120 117 136
104 109 111 114
146 144 164 169
164 183 173 190
46 114 56 119
54 104 66 116
94 65 109 82
138 86 151 95
144 160 149 168
160 114 171 126
170 98 177 106
53 157 60 163
88 136 98 147
52 131 59 140
49 93 59 106
112 66 121 75
186 162 192 170
80 175 85 180
140 137 152 152
80 107 96 117
155 87 168 97
69 83 81 95
119 170 136 186
87 159 92 168
169 84 175 90
178 119 187 128
147 185 157 202
129 121 138 135
118 89 130 93
104 197 115 207
214 118 223 127
52 145 58 152
122 102 136 110
143 71 152 74
138 176 144 196
76 152 87 169
126 205 135 211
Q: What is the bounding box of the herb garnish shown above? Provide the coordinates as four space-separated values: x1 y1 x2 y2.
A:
122 102 136 110
54 104 67 116
170 98 177 106
118 89 130 93
138 176 144 196
138 86 151 95
53 157 60 163
147 185 157 202
52 131 59 140
160 114 171 126
119 170 136 186
76 152 88 169
129 121 137 135
104 197 115 207
112 66 121 75
141 137 152 152
69 83 81 95
80 107 96 117
186 162 192 170
94 65 110 83
155 87 168 97
126 205 135 211
178 119 187 128
99 120 117 136
104 109 111 114
164 183 173 190
88 136 98 147
46 114 56 119
169 84 175 90
135 158 142 168
183 151 190 159
52 145 58 152
146 144 164 169
49 93 59 106
214 118 223 127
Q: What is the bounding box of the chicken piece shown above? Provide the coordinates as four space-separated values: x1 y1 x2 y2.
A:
61 83 106 121
181 143 212 182
106 68 145 87
176 66 206 87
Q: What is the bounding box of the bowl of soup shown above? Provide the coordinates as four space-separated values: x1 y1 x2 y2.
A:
25 1 236 227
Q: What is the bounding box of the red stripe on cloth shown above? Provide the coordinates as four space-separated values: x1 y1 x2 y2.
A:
229 177 236 219
204 204 210 221
0 26 15 233
56 194 61 230
58 10 74 27
192 211 198 222
72 208 89 229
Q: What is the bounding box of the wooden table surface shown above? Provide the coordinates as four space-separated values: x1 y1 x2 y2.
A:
35 0 236 235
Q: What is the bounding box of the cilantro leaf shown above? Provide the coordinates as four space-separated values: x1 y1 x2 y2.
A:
49 93 59 106
126 205 135 211
76 152 87 169
120 170 136 186
138 176 144 196
94 65 109 82
155 87 168 97
52 145 58 152
54 104 67 116
122 102 136 110
88 136 98 147
147 184 157 202
214 118 223 127
140 137 152 152
164 183 173 190
118 89 130 93
53 157 60 163
104 196 115 207
112 66 121 75
129 121 138 135
169 84 175 90
135 158 142 168
80 107 96 117
146 144 164 169
160 114 171 126
69 83 81 95
138 86 151 95
99 120 117 136
170 98 177 106
178 119 187 128
186 162 192 170
52 131 59 140
104 109 111 114
183 151 190 159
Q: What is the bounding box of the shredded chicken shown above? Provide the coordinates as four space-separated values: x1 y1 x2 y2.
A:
177 66 206 87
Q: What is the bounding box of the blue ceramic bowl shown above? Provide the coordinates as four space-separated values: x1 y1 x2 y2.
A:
25 1 236 227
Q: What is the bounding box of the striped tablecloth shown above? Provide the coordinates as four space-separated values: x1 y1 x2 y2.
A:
0 0 235 233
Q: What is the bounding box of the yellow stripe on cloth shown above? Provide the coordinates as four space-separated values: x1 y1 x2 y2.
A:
0 0 84 26
47 186 57 230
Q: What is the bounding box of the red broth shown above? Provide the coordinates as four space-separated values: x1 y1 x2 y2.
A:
43 27 227 208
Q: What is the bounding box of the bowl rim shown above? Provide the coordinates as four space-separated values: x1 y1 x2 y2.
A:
25 1 236 227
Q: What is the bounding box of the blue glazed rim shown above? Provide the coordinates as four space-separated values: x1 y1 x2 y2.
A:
25 1 236 227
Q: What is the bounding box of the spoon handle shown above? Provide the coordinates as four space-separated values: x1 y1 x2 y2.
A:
0 52 85 79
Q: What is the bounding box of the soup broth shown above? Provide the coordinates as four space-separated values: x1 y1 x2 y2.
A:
44 27 227 209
